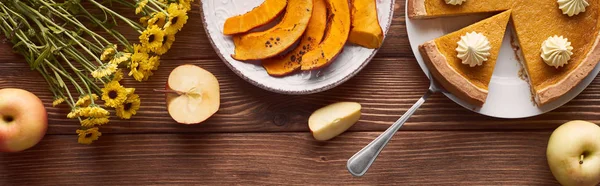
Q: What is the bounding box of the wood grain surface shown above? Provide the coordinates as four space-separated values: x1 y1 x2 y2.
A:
0 0 595 185
1 132 559 185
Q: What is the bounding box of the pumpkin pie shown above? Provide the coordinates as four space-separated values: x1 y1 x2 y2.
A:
408 0 514 19
419 10 511 106
411 0 600 106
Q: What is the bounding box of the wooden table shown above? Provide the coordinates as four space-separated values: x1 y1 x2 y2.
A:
1 1 596 185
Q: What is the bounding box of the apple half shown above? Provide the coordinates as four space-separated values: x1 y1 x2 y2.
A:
166 65 220 124
309 102 361 141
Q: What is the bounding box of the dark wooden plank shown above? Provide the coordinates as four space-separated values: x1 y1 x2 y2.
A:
0 131 559 185
3 57 600 134
0 0 411 62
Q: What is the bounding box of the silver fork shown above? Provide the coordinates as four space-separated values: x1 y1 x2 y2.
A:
347 75 444 177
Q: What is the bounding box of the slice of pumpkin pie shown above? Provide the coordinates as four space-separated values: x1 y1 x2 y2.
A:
511 0 600 105
419 10 511 106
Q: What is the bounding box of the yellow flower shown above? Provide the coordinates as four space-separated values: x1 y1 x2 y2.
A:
140 55 160 71
155 33 175 55
110 52 131 65
179 0 192 11
79 106 110 118
81 117 110 127
116 93 141 119
67 109 80 119
139 25 165 51
131 64 154 82
140 16 150 27
52 97 65 107
100 45 117 61
135 0 149 14
125 88 135 95
150 55 160 70
131 51 149 62
164 4 189 34
101 81 128 107
142 70 154 81
76 127 101 145
112 69 124 82
91 63 118 79
75 94 99 107
129 52 151 81
147 12 167 28
133 43 149 54
129 62 145 82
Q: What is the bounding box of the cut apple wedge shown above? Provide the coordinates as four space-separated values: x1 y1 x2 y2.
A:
309 102 361 141
165 65 220 124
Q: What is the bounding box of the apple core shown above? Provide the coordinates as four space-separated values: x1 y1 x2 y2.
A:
3 115 14 123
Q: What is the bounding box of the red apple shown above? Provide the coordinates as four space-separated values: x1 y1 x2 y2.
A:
0 88 47 152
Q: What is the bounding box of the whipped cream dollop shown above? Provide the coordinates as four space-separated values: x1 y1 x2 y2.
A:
541 35 573 68
558 0 589 17
445 0 466 5
456 32 491 67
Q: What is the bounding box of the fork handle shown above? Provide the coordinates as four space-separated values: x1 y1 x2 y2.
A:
346 89 433 177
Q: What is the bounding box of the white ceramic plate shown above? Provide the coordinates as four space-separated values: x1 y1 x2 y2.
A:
405 7 600 118
201 0 394 94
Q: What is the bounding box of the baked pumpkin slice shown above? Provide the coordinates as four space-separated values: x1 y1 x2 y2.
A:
348 0 384 48
223 0 287 35
262 0 327 76
232 0 313 61
512 0 600 105
408 0 514 19
300 0 351 70
419 10 511 106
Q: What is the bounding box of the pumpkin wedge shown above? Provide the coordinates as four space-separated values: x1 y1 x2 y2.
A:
222 0 287 35
348 0 383 49
232 0 313 61
262 0 327 76
300 0 351 71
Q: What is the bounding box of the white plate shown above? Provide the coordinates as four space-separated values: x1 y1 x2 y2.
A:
405 7 600 118
201 0 394 94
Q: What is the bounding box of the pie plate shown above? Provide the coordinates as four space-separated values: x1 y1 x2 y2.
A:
200 0 395 95
405 5 600 118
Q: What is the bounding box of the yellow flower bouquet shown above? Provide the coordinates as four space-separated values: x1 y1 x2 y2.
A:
0 0 192 144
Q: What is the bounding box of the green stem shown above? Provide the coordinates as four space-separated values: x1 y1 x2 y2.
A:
45 61 85 94
88 0 145 32
76 3 132 49
28 1 111 46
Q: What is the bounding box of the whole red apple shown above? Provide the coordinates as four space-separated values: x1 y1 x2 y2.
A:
0 88 47 152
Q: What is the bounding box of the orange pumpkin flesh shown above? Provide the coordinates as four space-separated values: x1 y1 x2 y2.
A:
262 0 327 76
232 0 313 61
300 0 351 71
222 0 287 35
348 0 383 49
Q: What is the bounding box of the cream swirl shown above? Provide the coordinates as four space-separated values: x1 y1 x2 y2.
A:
558 0 589 17
541 35 573 68
445 0 466 5
456 32 491 67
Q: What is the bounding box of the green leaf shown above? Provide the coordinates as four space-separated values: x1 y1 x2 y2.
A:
32 45 52 70
53 70 66 88
12 41 25 49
